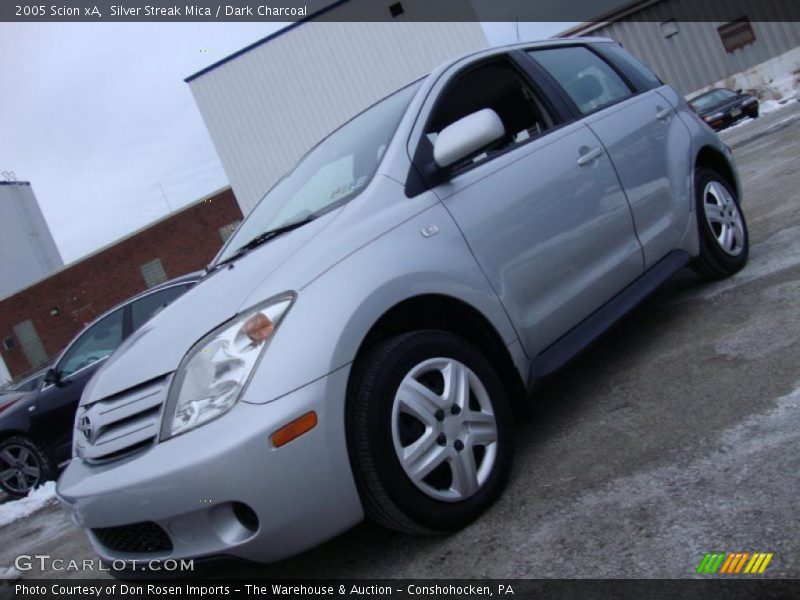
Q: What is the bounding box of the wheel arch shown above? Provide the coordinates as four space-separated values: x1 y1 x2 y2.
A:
695 145 740 198
349 293 528 414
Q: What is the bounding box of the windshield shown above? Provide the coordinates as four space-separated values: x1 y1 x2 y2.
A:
690 89 737 111
214 81 421 265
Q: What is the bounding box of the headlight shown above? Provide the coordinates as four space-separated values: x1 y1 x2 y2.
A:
160 292 295 440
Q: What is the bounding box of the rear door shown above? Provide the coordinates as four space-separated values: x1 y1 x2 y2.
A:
529 44 693 268
409 53 643 358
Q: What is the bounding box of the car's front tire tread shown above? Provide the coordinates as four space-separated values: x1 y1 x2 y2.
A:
347 330 513 535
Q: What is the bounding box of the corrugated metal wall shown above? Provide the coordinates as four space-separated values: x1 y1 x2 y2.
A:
583 0 800 95
188 2 487 213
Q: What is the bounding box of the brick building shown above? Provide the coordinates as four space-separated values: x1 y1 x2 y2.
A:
0 186 242 380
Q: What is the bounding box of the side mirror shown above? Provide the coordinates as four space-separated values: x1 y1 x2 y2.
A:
736 88 743 94
433 108 505 169
44 368 62 386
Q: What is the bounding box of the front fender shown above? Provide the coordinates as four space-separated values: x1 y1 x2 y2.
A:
241 199 518 405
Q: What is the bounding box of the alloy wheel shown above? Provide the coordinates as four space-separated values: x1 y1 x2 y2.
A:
391 357 498 502
703 180 745 257
0 444 42 495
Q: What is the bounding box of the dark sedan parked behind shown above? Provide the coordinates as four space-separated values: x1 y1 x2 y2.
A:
0 272 200 497
689 87 759 131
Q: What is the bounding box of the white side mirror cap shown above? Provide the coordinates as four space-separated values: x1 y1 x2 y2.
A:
433 108 505 169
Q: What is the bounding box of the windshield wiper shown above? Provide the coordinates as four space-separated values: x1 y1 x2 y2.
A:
211 214 317 270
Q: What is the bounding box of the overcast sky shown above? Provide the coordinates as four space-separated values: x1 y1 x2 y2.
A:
0 21 571 263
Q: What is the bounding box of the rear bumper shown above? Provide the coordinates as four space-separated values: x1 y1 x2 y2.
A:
707 105 759 130
57 365 363 564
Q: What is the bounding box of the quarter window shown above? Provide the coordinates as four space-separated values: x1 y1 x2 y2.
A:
426 59 555 170
530 46 633 115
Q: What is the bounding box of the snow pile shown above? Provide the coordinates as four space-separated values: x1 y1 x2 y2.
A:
0 481 58 528
762 73 800 103
759 99 786 115
0 566 21 580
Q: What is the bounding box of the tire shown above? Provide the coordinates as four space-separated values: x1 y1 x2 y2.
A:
347 330 513 534
691 167 749 280
0 435 54 498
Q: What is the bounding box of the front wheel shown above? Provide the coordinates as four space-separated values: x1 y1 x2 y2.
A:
0 436 54 498
347 331 513 534
691 167 749 280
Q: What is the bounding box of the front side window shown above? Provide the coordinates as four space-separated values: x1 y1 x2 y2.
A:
426 59 555 170
130 284 191 330
57 309 124 377
530 46 633 115
215 81 420 265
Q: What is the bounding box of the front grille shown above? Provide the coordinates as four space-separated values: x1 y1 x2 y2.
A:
74 376 169 464
93 521 173 554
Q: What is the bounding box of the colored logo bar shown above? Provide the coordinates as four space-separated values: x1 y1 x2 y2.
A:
697 552 773 574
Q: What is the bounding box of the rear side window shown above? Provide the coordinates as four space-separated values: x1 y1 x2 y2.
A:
130 284 191 330
529 46 632 115
596 43 662 90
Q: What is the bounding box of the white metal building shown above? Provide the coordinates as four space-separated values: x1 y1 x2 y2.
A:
186 0 487 214
0 181 62 299
0 180 63 385
561 0 800 97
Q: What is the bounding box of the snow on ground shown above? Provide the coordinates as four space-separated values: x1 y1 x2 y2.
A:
723 98 796 132
0 481 57 528
0 566 21 580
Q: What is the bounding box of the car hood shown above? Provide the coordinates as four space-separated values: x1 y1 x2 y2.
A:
82 210 340 404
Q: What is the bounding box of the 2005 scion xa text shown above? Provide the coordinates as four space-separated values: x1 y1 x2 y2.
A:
58 39 748 563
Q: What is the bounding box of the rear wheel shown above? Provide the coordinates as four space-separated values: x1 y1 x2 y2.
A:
691 167 749 280
348 331 513 533
0 436 54 498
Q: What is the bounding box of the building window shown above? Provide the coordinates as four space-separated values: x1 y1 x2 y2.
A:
388 2 404 17
12 319 48 369
660 20 679 38
140 258 168 288
718 18 756 53
219 220 241 242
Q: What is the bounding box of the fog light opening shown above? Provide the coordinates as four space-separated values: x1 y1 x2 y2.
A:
232 502 259 533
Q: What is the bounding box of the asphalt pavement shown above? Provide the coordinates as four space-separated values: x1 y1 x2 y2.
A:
2 100 799 580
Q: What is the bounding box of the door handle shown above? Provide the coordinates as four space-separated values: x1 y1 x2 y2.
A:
577 147 603 166
656 106 673 121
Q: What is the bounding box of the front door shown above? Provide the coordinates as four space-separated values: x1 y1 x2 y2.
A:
33 307 125 459
416 55 643 357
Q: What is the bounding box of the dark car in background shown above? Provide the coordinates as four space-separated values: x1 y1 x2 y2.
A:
689 87 759 130
1 367 51 395
0 273 200 497
0 369 51 414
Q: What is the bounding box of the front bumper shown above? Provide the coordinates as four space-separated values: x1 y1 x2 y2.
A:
57 365 363 564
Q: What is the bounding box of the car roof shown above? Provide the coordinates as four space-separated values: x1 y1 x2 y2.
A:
689 88 736 102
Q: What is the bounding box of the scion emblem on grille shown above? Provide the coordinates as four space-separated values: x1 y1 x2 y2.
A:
77 414 95 443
